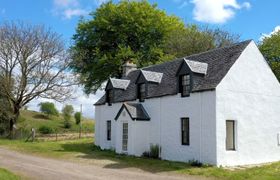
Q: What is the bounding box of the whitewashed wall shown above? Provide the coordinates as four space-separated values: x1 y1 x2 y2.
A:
95 90 217 164
216 41 280 166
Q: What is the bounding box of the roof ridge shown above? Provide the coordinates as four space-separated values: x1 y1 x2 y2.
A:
140 39 253 71
184 39 253 59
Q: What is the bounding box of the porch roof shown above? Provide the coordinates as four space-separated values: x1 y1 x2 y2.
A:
115 103 150 121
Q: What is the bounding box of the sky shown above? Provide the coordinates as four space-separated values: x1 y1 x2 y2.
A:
0 0 279 118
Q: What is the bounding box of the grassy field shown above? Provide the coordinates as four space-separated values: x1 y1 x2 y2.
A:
0 168 19 180
17 110 94 135
0 138 280 180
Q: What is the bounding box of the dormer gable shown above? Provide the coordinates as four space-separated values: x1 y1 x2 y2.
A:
105 78 130 90
136 70 163 84
176 58 208 76
135 70 163 102
105 78 130 106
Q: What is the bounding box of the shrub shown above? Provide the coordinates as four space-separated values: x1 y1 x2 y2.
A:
64 120 72 129
39 125 54 134
39 102 59 117
74 112 81 125
150 144 160 159
62 105 74 128
141 144 160 159
188 159 203 167
142 151 150 158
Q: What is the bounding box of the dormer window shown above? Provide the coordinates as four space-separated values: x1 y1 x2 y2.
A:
105 78 130 106
106 89 113 106
138 83 146 102
179 74 191 97
176 59 208 98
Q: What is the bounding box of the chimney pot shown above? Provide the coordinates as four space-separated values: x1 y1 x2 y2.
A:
122 61 137 77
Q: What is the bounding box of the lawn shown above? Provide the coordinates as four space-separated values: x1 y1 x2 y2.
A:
0 138 280 180
0 168 19 180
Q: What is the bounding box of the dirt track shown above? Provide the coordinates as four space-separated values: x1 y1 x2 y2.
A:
0 148 209 180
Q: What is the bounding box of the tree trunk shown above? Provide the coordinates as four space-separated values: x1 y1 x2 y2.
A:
9 106 20 139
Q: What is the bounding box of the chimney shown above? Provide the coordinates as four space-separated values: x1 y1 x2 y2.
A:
122 60 137 77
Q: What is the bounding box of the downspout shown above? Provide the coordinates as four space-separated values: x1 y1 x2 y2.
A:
159 97 162 158
199 93 202 163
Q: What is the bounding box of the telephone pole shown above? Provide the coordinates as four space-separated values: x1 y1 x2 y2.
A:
79 104 82 139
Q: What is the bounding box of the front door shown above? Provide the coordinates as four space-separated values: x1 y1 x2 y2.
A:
122 122 128 152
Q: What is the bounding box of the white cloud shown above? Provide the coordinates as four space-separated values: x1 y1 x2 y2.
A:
242 2 251 9
259 26 280 41
63 8 88 19
54 0 79 8
191 0 251 24
52 0 89 20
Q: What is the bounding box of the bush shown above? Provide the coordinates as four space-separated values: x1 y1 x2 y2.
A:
64 120 72 129
39 102 59 117
39 125 54 134
62 105 74 128
188 159 203 167
74 112 81 125
141 144 160 159
150 144 160 159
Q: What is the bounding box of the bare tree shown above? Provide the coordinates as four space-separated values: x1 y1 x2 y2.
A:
0 22 75 136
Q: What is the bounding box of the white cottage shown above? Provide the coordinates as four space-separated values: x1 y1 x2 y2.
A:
94 40 280 166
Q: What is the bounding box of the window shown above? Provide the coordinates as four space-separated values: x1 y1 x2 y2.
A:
106 89 113 106
179 74 191 97
181 118 189 145
122 123 128 151
138 83 146 102
226 120 236 150
107 120 111 141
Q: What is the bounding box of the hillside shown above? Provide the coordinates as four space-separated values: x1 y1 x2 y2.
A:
17 110 94 135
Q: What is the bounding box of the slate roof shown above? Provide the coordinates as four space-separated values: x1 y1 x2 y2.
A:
115 103 150 121
107 78 130 90
95 40 252 105
140 70 163 83
184 59 208 75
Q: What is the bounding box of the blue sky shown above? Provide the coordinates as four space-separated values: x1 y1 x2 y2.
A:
0 0 279 118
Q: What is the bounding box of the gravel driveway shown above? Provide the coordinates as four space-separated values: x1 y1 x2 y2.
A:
0 148 210 180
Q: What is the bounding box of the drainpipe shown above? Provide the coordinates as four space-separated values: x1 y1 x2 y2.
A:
159 97 162 158
199 93 202 163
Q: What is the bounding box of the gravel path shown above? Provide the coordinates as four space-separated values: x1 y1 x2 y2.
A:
0 148 210 180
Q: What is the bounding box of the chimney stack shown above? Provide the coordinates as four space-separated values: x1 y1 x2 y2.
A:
122 60 137 77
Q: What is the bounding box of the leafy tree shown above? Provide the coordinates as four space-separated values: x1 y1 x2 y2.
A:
259 30 280 81
164 26 240 58
39 102 59 117
0 22 75 136
70 1 240 94
62 105 74 128
70 0 185 93
74 112 81 125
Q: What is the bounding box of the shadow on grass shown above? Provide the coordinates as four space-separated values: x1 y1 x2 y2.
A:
59 141 211 173
32 114 50 120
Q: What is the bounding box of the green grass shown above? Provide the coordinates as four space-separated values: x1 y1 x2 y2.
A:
0 138 280 180
17 110 94 134
0 168 19 180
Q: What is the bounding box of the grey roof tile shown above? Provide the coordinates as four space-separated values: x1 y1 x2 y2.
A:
95 40 252 105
